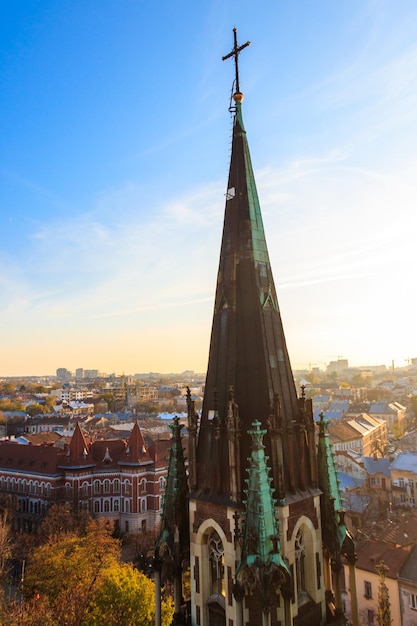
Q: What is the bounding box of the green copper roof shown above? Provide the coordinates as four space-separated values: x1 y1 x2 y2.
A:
317 412 355 560
233 102 269 264
236 421 290 589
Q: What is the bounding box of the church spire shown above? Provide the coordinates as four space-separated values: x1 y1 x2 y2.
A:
195 29 314 501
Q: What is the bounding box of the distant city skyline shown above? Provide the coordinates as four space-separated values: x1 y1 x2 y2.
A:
1 2 416 376
4 357 414 381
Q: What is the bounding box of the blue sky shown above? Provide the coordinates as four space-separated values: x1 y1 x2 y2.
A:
1 0 416 376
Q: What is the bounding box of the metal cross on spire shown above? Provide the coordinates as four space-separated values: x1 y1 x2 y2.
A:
222 28 250 95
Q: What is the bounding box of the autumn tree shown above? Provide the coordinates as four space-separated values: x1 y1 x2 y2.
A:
16 525 171 626
410 395 417 422
0 511 12 582
39 503 91 541
26 403 46 417
0 592 56 626
98 392 116 411
84 562 173 626
0 383 15 395
23 524 120 625
0 398 23 412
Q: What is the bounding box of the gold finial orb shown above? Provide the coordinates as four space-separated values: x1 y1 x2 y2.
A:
233 92 244 104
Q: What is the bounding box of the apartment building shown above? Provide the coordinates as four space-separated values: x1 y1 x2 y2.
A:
328 413 388 457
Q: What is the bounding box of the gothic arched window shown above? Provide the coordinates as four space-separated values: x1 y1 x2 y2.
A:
295 527 306 596
208 531 225 596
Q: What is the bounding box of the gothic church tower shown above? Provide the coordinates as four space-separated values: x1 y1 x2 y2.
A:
185 30 327 626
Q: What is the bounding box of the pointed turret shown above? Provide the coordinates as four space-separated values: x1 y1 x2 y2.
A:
317 412 357 623
119 421 152 466
64 423 93 467
154 417 189 625
236 421 291 612
317 413 355 559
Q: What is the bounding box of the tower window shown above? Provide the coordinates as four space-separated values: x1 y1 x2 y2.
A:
295 528 306 595
208 531 225 597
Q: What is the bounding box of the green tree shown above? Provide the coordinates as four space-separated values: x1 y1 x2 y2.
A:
84 562 173 626
98 392 115 411
26 403 46 417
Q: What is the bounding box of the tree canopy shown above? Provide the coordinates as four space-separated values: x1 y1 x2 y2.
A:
84 562 173 626
15 525 173 626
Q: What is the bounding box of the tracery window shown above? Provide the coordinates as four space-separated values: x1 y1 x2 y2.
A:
295 528 306 595
208 531 225 596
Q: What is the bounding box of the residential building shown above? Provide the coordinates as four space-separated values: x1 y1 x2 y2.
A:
391 453 417 508
399 545 417 626
328 413 387 457
344 539 410 626
369 401 407 431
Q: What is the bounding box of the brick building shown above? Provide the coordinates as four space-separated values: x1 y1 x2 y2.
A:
0 421 170 534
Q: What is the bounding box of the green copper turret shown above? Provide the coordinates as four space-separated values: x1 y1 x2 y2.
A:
317 412 355 559
154 417 189 624
236 421 291 612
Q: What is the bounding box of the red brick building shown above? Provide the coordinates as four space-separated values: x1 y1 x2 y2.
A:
0 422 171 534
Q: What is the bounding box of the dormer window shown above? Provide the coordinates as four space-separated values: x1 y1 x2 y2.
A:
102 447 113 464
